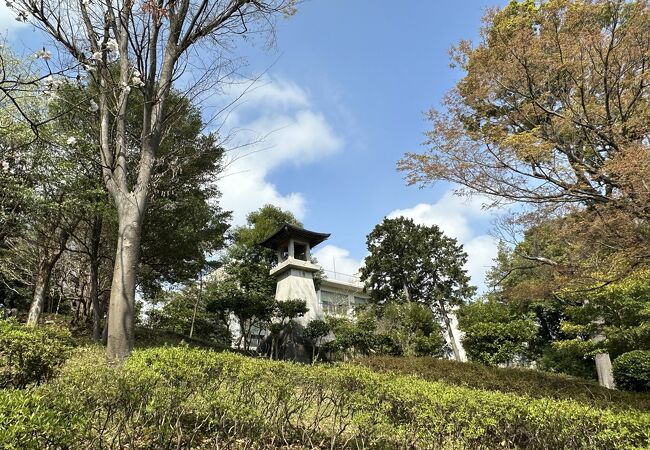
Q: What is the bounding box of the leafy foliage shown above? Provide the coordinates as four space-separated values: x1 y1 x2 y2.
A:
458 299 537 365
356 355 650 412
614 351 650 392
327 303 446 359
556 270 650 359
477 228 650 380
0 320 73 388
361 217 474 306
399 0 650 279
2 346 649 449
304 320 330 346
148 283 231 345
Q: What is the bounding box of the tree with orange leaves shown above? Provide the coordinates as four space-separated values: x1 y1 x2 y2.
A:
400 0 650 278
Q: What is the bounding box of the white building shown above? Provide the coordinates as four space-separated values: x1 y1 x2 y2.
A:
318 277 369 318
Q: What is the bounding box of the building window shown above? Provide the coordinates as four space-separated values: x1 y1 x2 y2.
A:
321 290 349 316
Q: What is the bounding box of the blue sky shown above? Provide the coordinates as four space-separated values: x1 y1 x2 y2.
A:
0 0 508 291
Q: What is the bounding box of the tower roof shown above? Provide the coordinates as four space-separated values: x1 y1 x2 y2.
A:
258 222 330 250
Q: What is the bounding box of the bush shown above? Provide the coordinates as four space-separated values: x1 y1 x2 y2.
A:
614 351 650 392
536 345 598 380
0 388 84 449
2 346 649 449
327 304 447 359
356 355 650 412
457 300 537 366
0 320 73 388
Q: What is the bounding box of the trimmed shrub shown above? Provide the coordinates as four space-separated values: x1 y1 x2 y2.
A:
0 388 84 449
614 351 650 392
1 346 649 449
0 320 73 388
356 355 650 412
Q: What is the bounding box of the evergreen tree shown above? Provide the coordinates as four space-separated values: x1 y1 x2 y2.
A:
360 217 475 360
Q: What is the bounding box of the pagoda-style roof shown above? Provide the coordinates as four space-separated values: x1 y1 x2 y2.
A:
259 223 330 250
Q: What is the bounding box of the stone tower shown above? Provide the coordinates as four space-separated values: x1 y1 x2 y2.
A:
259 223 330 326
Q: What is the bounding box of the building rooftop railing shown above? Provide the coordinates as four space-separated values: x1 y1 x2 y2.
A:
321 269 363 285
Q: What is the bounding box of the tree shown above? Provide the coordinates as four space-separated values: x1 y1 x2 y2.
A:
326 303 446 360
399 0 650 281
272 298 308 360
52 82 229 333
553 269 650 384
482 221 648 385
0 40 65 138
148 281 230 344
212 205 302 350
485 230 572 363
457 298 537 366
304 319 330 363
207 278 275 352
326 315 375 360
360 217 475 361
9 0 298 361
0 75 92 326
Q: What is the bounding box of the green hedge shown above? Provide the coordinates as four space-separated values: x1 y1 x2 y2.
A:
1 346 649 449
0 320 73 388
0 389 84 449
356 355 650 411
614 351 650 392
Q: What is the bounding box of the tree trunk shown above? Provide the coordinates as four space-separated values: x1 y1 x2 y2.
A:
189 273 202 339
592 317 615 389
402 282 411 302
595 352 615 389
106 207 144 362
27 226 70 325
27 259 55 325
89 215 103 342
437 300 464 362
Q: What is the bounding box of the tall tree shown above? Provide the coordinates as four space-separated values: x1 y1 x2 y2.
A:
9 0 297 361
360 217 475 361
399 0 650 281
3 80 228 337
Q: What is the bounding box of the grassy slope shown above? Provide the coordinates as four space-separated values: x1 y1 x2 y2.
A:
355 356 650 412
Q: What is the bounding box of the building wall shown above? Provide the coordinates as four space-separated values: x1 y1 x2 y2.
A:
317 279 369 319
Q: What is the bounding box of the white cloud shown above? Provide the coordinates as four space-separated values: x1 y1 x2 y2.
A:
218 169 307 224
388 191 487 242
234 79 310 112
463 235 498 290
388 191 499 292
217 77 342 225
313 245 364 283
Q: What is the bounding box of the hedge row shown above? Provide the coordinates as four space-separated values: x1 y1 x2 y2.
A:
356 355 650 411
1 346 649 449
